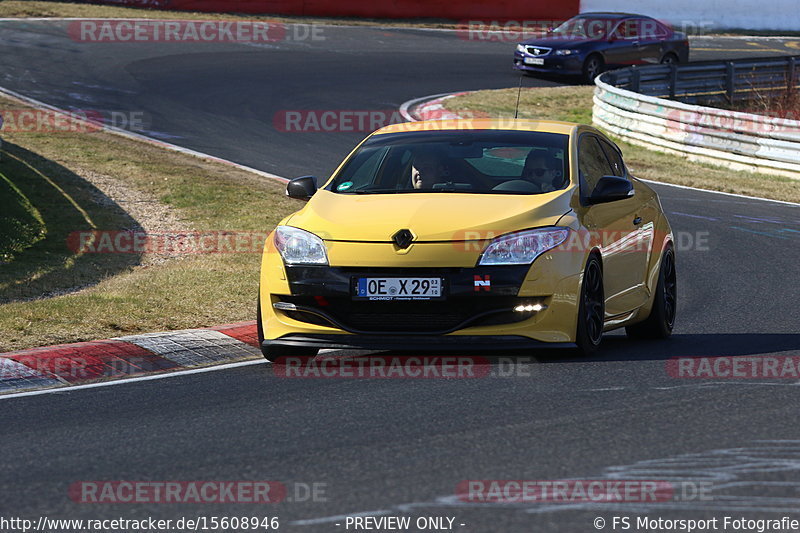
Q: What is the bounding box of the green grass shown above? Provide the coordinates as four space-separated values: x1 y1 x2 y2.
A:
0 96 298 352
443 86 800 203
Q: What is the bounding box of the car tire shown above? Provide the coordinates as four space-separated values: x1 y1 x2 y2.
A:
575 254 605 356
257 295 318 363
660 52 680 65
582 54 604 84
626 245 677 339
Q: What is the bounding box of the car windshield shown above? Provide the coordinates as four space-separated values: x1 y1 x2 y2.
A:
550 16 618 39
327 130 570 195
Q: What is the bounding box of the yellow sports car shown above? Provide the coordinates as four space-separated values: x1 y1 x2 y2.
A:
258 119 676 359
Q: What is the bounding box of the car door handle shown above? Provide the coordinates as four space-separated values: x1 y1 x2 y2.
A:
633 216 643 226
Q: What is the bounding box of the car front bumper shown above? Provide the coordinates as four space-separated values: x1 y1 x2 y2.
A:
259 238 587 349
512 51 583 75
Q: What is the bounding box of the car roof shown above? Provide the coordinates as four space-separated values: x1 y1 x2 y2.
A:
373 118 579 136
575 12 651 20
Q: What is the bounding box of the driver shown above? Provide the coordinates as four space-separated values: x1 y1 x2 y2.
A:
521 151 563 192
410 148 448 190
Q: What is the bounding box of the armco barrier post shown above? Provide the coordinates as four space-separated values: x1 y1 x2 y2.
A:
725 62 735 104
669 64 678 99
631 68 641 93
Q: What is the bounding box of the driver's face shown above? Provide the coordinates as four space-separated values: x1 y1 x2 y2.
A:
523 157 558 182
411 154 442 189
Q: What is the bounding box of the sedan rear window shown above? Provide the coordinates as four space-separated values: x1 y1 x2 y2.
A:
327 130 570 195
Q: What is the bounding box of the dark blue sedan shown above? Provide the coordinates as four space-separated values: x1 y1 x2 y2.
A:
513 13 690 83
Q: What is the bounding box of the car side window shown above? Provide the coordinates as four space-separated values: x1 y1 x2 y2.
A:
653 21 670 39
598 139 626 178
578 135 614 197
617 19 639 39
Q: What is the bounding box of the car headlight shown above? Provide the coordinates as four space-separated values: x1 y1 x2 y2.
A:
516 44 526 53
554 49 580 56
274 225 328 265
478 227 570 266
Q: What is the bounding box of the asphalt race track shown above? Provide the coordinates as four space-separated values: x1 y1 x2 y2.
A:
1 20 800 532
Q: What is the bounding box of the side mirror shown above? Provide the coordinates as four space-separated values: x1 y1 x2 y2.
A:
588 176 633 204
286 176 318 200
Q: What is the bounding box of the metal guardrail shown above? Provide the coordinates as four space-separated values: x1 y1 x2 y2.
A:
593 57 800 180
602 55 800 106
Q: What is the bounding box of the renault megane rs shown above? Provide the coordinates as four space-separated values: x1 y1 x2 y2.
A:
258 119 676 359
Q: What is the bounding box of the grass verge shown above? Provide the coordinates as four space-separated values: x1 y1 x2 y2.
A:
444 86 800 204
0 167 46 263
0 94 298 352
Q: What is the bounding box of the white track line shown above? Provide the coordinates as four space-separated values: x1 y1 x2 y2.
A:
0 359 268 401
639 178 800 207
0 348 341 400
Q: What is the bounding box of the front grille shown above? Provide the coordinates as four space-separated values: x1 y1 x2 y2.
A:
278 296 531 334
347 310 466 332
525 46 552 56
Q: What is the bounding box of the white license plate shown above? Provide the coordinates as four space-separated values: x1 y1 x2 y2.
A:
355 277 442 300
524 57 545 65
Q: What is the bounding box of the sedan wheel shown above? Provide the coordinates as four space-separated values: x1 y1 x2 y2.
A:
660 53 679 65
582 55 603 84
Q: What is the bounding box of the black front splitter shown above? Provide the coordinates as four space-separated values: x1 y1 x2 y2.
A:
264 334 574 352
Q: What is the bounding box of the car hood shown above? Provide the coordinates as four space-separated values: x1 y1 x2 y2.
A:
286 189 574 242
520 36 594 48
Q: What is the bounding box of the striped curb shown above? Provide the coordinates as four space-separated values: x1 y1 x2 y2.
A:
399 92 469 122
0 321 260 395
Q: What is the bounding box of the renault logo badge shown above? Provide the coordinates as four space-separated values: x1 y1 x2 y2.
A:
392 229 414 249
